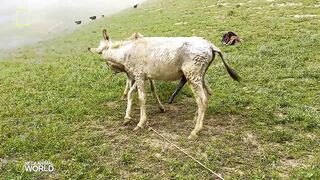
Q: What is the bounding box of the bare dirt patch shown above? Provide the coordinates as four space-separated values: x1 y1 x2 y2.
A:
243 133 259 147
271 3 303 7
280 158 306 168
294 14 318 18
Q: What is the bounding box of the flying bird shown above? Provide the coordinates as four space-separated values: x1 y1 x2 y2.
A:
133 4 138 8
89 16 96 20
75 21 81 24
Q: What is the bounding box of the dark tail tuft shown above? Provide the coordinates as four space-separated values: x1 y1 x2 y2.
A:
217 52 241 82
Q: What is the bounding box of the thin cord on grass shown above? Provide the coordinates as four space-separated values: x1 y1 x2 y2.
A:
147 126 224 180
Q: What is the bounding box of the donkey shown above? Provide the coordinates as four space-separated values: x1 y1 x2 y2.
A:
89 30 240 139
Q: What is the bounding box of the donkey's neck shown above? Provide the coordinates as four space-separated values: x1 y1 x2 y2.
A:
102 40 135 74
102 48 126 67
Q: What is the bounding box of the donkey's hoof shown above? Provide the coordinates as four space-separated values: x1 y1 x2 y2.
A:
133 126 143 131
188 134 198 140
123 117 132 125
159 106 165 113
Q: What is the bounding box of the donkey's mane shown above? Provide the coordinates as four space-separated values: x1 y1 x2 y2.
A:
110 40 132 49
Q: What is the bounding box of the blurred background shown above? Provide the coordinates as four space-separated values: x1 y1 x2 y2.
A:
0 0 143 50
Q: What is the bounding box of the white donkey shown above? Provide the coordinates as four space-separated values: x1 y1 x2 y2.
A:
89 30 240 139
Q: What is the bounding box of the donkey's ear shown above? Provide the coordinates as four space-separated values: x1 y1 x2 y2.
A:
129 32 144 40
102 29 109 41
134 32 144 40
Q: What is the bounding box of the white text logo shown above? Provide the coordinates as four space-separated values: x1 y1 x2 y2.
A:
24 161 54 172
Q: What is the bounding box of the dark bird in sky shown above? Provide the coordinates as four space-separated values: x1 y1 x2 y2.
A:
89 16 96 20
133 4 138 8
75 21 81 24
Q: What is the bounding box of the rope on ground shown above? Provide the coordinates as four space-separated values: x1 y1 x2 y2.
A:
147 126 224 180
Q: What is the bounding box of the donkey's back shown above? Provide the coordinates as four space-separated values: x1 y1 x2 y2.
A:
126 37 219 81
133 36 219 55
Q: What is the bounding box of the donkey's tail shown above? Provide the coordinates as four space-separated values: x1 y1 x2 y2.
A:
217 52 241 82
210 45 241 82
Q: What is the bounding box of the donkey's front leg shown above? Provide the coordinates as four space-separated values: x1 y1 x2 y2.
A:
134 79 147 131
149 79 165 113
124 82 137 125
122 78 135 100
122 78 130 100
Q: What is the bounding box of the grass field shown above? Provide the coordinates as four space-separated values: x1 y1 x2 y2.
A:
0 0 319 179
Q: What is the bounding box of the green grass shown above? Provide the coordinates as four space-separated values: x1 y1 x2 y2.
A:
1 0 319 179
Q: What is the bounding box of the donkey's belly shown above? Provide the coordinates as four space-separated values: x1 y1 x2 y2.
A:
147 66 183 81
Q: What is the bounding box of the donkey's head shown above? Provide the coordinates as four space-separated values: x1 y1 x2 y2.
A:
88 29 110 54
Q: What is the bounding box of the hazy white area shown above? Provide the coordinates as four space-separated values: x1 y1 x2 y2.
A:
0 0 144 49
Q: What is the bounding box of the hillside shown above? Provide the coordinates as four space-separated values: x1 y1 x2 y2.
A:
0 0 319 179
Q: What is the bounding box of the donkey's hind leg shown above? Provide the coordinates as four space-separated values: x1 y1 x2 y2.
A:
183 62 209 139
188 79 208 139
203 79 212 97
